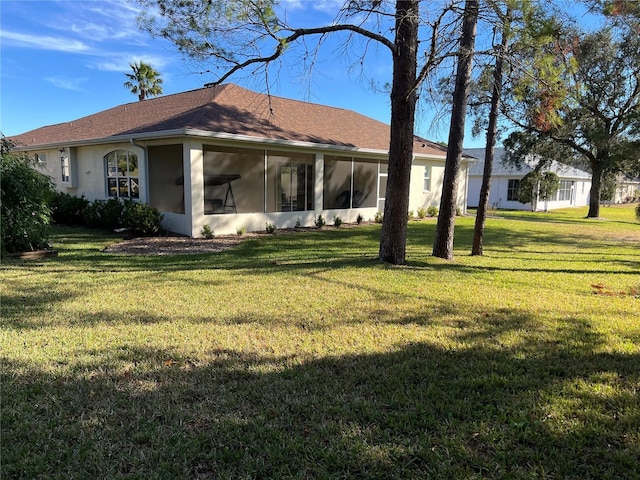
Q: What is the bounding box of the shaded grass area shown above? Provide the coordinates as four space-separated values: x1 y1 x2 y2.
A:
2 205 639 479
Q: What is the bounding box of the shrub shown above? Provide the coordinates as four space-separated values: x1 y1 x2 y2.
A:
236 226 247 236
417 207 427 219
456 207 462 216
295 218 302 228
427 206 438 217
374 211 383 223
265 222 276 234
314 214 326 228
408 210 414 221
49 191 89 226
636 203 640 222
201 224 215 239
356 213 364 225
84 198 124 229
122 199 163 236
1 148 55 253
333 216 342 227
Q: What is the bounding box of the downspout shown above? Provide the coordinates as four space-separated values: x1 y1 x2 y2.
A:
130 138 149 203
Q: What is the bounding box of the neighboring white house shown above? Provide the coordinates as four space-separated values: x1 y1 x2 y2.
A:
464 148 592 211
613 175 640 204
10 84 471 237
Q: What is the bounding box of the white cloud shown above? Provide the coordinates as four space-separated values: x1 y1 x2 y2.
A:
1 31 91 53
93 54 171 73
46 76 88 91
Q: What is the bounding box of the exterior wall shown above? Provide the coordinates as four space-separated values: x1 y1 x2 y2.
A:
32 138 463 237
34 143 148 202
468 175 592 211
410 160 469 214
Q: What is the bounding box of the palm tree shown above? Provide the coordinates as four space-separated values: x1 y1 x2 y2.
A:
123 61 163 101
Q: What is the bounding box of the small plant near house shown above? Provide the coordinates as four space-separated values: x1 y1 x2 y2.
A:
416 207 427 219
408 210 414 221
427 205 438 217
122 199 163 236
374 211 384 223
635 203 640 222
356 213 364 225
295 217 302 228
201 224 215 239
333 216 342 227
265 222 276 234
314 214 326 228
236 225 247 236
456 207 463 216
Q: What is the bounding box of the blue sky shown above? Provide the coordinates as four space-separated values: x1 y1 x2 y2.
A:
0 1 595 147
1 0 469 145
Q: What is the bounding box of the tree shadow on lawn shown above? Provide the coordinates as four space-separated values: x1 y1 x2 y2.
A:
3 314 639 479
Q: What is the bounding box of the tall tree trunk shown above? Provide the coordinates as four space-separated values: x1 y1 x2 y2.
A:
472 12 509 256
433 0 479 260
379 0 419 265
587 158 605 218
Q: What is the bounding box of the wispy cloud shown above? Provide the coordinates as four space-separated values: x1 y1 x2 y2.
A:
45 76 88 91
93 54 172 73
1 31 91 53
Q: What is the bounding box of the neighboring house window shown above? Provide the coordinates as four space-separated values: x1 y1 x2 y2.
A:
424 166 431 192
61 155 70 183
507 179 520 201
105 150 139 199
557 180 573 201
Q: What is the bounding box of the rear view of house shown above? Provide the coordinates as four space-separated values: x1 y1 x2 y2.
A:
11 84 471 236
465 148 592 212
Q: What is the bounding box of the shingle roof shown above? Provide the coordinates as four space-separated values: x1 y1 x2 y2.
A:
464 147 591 179
10 83 447 156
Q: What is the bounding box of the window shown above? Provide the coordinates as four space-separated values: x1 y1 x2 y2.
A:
423 166 432 192
61 155 70 183
105 150 139 199
557 180 573 201
507 179 520 201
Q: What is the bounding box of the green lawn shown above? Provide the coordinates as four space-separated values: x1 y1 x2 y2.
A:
2 205 639 479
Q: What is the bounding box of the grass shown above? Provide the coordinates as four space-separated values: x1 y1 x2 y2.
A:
2 204 639 479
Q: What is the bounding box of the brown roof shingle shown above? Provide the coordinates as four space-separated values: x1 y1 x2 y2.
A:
10 84 446 156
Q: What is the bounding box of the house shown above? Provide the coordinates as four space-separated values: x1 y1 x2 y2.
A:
612 174 640 204
464 147 592 211
10 83 471 236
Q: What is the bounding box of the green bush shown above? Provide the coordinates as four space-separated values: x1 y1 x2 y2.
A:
427 205 438 217
201 224 215 239
236 226 247 236
416 207 427 219
374 211 383 223
356 213 364 225
122 199 163 236
333 216 342 227
1 149 55 253
265 222 276 234
314 214 326 228
49 191 89 225
84 198 124 229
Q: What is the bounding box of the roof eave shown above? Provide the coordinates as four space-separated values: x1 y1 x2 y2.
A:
15 128 452 160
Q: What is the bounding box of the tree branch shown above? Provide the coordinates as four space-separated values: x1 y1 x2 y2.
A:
205 24 395 86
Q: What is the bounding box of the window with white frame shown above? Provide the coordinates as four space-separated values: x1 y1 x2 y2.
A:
105 150 139 199
61 155 70 183
507 179 520 201
423 166 431 192
557 180 573 201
